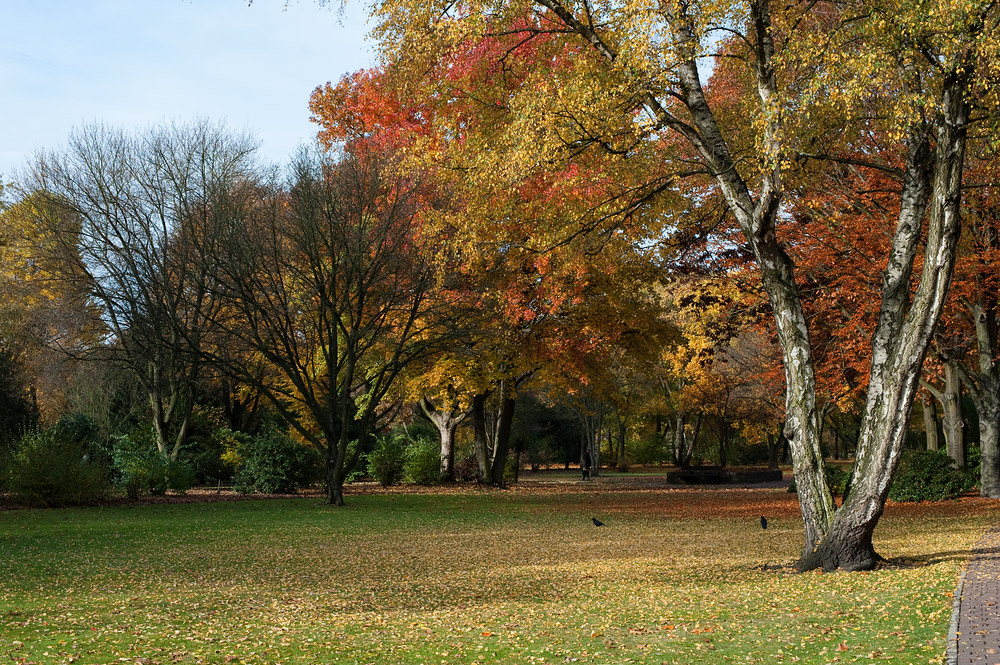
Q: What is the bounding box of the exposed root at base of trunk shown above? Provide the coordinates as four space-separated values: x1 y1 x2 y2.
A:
797 542 885 572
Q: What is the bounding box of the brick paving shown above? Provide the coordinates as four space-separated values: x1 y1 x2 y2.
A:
950 526 1000 665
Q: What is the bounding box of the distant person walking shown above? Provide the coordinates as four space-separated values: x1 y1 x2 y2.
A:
581 449 592 481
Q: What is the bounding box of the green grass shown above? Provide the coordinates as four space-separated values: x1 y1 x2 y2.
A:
0 488 993 664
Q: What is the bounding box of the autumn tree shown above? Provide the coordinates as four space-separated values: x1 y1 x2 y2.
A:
196 148 439 505
928 151 1000 496
311 59 676 486
366 0 998 570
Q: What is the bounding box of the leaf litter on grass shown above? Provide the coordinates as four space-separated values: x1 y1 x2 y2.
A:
0 486 994 664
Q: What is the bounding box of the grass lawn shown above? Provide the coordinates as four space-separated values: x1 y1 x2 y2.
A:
0 483 995 664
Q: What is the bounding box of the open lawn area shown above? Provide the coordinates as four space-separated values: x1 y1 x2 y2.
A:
1 482 996 664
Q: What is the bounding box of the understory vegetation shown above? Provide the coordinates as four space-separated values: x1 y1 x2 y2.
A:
0 487 993 664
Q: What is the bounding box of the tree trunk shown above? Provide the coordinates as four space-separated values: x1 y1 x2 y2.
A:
950 300 1000 497
800 66 970 572
418 396 471 482
488 396 516 486
617 418 627 468
941 363 966 468
472 393 490 483
978 403 1000 498
326 453 345 506
921 391 940 451
439 425 457 480
766 430 784 470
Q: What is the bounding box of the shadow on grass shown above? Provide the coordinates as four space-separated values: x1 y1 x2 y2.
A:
883 546 1000 568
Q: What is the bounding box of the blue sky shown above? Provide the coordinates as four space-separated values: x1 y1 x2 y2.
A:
1 0 374 179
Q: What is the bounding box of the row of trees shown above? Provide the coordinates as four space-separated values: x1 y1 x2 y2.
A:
3 0 999 572
334 0 1000 572
1 121 773 505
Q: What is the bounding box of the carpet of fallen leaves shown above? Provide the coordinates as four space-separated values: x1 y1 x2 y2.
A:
0 476 995 664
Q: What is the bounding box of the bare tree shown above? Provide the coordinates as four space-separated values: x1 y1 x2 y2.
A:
22 121 259 459
199 149 439 505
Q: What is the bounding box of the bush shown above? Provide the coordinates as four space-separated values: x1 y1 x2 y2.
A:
403 436 440 485
787 464 853 498
233 427 323 494
889 449 969 502
367 435 407 487
7 424 110 507
112 430 196 498
180 410 244 485
525 435 555 472
630 435 669 465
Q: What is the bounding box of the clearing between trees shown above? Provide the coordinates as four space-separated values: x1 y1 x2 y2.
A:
0 483 993 664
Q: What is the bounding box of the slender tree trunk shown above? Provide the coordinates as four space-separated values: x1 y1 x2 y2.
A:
488 396 516 486
766 430 784 470
941 363 966 467
921 391 940 451
617 419 627 468
472 393 490 483
670 413 685 466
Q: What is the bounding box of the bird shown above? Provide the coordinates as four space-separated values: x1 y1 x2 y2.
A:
592 517 606 527
760 516 768 530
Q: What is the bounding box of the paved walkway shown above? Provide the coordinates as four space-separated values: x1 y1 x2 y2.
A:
950 526 1000 664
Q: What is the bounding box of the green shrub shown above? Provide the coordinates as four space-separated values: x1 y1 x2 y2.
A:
403 436 440 485
825 464 852 497
504 452 519 485
7 425 110 507
889 449 968 502
965 444 982 491
367 435 407 487
525 435 555 472
630 435 669 465
180 410 244 485
112 430 195 498
787 464 853 498
233 427 323 494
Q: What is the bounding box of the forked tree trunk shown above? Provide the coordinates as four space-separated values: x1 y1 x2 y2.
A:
924 364 966 467
541 0 976 568
418 396 471 482
799 69 970 572
942 364 966 467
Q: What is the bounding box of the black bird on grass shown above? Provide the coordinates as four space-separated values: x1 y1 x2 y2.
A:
760 516 768 530
592 518 606 527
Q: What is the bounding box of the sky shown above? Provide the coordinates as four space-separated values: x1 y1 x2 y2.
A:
0 0 375 180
